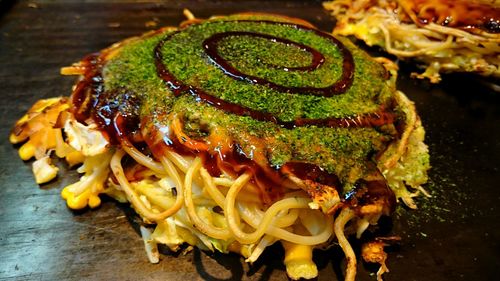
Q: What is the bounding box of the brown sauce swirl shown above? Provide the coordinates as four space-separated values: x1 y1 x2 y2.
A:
202 30 348 96
155 20 368 128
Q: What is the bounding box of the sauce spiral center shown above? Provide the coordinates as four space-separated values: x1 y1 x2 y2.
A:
202 30 352 96
152 20 387 128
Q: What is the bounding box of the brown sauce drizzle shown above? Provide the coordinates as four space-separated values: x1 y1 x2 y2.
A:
70 53 103 124
293 111 395 129
141 121 285 203
405 0 500 33
282 162 341 189
70 54 141 144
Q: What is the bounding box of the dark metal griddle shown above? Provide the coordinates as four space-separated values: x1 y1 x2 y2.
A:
0 1 499 280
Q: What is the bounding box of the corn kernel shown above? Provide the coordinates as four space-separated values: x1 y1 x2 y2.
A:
67 189 90 210
283 242 318 280
61 186 73 200
19 142 36 160
283 242 313 262
88 195 101 208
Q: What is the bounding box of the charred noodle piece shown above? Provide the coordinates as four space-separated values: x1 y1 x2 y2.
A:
324 0 500 82
11 13 430 281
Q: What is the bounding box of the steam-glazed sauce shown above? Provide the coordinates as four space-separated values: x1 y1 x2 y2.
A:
70 54 103 124
70 54 141 144
403 0 500 33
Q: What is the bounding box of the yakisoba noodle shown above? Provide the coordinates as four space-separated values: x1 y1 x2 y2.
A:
324 0 500 82
10 12 430 281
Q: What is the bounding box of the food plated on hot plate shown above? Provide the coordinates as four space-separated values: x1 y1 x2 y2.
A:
10 12 430 281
